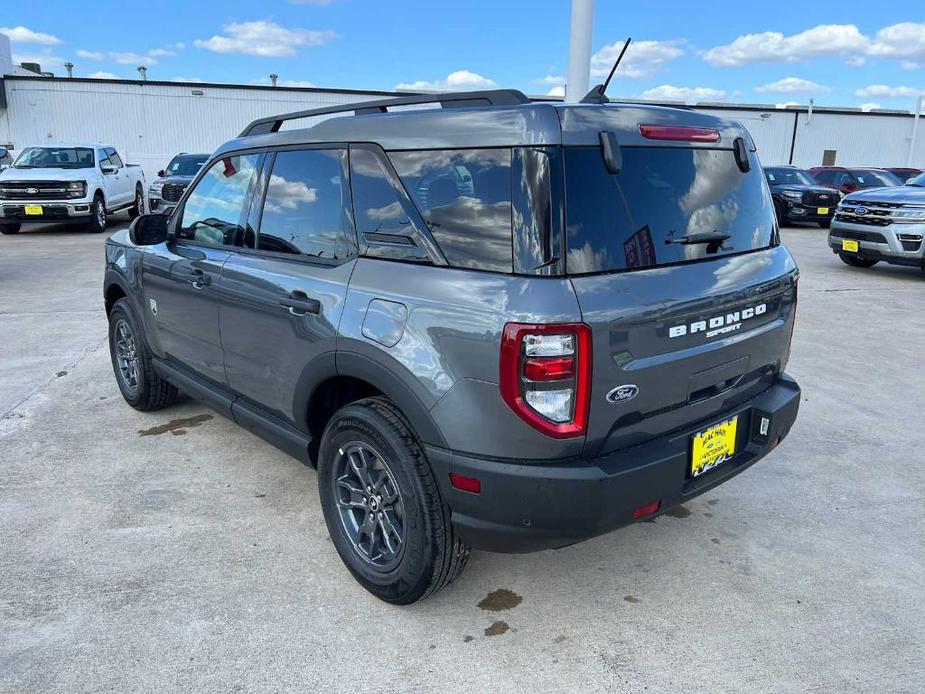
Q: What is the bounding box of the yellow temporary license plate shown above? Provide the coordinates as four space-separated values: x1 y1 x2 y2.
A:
24 205 44 216
817 207 830 215
691 416 739 478
842 239 859 253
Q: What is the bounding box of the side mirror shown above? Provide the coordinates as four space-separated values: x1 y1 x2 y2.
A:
129 213 169 245
157 169 166 178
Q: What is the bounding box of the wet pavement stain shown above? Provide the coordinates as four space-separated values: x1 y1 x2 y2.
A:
704 512 714 518
484 621 509 637
463 635 474 643
56 370 68 377
623 595 640 604
138 414 213 437
170 430 187 436
554 635 568 643
707 499 719 506
665 505 691 518
478 588 523 611
711 538 721 545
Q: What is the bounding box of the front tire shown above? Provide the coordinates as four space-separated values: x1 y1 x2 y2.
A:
0 222 20 235
128 185 144 220
318 397 470 604
839 253 878 268
108 298 178 411
774 202 788 228
818 219 832 229
86 194 107 233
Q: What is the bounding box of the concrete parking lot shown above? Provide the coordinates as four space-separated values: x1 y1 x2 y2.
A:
1 222 924 693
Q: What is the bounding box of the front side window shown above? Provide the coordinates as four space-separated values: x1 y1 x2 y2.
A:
564 146 774 274
389 148 513 273
13 147 95 169
257 149 354 260
178 153 260 247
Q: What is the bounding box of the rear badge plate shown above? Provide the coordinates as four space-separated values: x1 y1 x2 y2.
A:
690 416 738 478
842 239 859 253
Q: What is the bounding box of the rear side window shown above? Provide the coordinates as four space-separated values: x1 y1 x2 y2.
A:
564 147 774 274
257 149 354 260
106 148 124 168
389 148 513 273
178 153 260 247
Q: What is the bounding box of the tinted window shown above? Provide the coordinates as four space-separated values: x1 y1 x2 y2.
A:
106 148 124 168
765 168 815 186
350 148 429 262
564 146 774 274
178 153 260 247
167 155 209 176
854 170 901 187
257 149 353 260
390 148 513 273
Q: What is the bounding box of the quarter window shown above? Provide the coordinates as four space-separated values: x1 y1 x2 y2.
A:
389 148 513 273
257 149 354 260
178 153 260 247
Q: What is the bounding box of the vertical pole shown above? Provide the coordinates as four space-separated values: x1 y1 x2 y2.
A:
565 0 595 103
908 95 923 168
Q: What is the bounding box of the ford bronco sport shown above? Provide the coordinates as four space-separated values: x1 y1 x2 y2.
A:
104 89 801 604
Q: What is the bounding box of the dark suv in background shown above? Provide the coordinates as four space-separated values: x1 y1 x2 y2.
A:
763 165 840 228
104 90 801 603
810 166 902 195
148 152 209 214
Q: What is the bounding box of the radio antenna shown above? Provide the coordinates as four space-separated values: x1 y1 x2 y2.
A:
580 37 632 104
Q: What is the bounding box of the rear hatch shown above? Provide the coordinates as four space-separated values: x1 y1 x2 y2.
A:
560 114 798 457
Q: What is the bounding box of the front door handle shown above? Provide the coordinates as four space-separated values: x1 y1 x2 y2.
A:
279 291 321 316
174 268 211 289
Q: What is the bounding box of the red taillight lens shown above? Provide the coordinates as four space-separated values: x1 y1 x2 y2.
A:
500 322 591 439
639 124 720 143
524 356 575 381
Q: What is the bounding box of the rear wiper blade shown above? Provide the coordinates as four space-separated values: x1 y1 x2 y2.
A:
665 230 731 245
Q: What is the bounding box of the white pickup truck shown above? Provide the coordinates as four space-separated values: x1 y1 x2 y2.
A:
0 143 146 234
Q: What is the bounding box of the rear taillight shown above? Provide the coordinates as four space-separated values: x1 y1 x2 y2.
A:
500 323 591 438
639 124 720 143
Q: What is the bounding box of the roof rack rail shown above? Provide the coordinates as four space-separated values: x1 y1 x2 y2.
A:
239 89 531 137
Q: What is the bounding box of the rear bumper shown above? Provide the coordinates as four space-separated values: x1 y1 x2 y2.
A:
428 373 800 553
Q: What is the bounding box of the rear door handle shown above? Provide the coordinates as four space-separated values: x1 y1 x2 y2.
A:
279 291 321 316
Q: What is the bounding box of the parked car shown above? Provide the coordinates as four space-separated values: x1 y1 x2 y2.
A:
884 167 924 183
103 90 801 603
0 147 12 169
828 173 925 272
0 143 145 234
763 165 840 228
809 166 902 195
148 153 210 214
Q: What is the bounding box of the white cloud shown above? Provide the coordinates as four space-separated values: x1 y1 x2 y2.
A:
111 51 159 67
701 24 868 66
855 84 925 99
591 39 684 79
76 49 104 61
289 0 334 4
846 56 867 68
859 103 881 112
546 85 565 97
868 22 925 63
12 50 64 71
171 76 204 83
147 48 177 58
395 70 497 92
755 77 830 95
252 76 316 87
533 74 565 86
88 71 119 79
639 85 727 103
194 20 335 58
775 101 801 109
0 26 61 45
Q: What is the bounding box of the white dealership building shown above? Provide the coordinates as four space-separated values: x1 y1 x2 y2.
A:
1 35 923 181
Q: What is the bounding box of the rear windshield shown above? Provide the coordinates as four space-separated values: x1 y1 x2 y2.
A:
564 147 774 274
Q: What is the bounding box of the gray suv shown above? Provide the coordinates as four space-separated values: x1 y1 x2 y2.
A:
103 90 801 603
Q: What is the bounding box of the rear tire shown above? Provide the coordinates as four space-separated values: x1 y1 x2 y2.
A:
0 223 20 235
108 298 178 411
839 253 878 268
86 194 107 233
318 397 470 604
128 185 144 220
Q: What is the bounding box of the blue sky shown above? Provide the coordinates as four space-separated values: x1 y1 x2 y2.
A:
3 1 924 111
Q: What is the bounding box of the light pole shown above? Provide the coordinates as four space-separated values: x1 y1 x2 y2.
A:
565 0 595 103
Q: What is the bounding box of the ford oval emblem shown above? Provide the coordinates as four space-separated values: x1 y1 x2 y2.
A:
606 385 639 404
25 187 39 195
855 207 868 215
